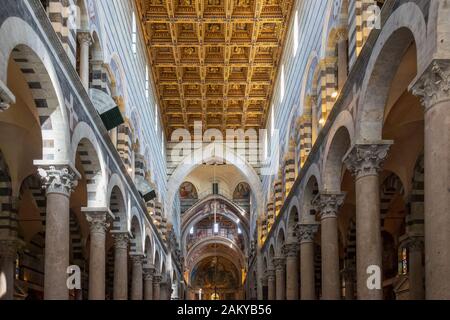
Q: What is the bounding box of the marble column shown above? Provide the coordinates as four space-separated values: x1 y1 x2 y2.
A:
160 281 168 300
336 28 348 91
298 224 318 300
412 60 450 299
283 241 299 300
112 233 129 300
37 164 79 300
266 269 276 300
78 32 92 90
153 274 161 300
0 239 21 300
83 208 113 300
344 142 392 300
343 266 356 300
273 256 286 300
408 237 424 300
144 267 155 300
259 276 267 300
131 255 144 300
256 245 264 300
314 192 346 300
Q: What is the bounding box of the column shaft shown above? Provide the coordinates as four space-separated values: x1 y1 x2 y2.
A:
409 239 424 300
131 256 143 300
286 255 299 300
144 277 154 300
78 33 91 90
299 224 318 300
344 271 355 300
85 210 110 300
113 234 128 300
412 61 450 299
300 241 315 300
0 240 18 300
424 99 450 299
284 242 299 300
44 192 71 300
88 229 106 299
153 276 161 300
267 271 275 300
355 175 382 299
274 258 286 300
321 216 340 299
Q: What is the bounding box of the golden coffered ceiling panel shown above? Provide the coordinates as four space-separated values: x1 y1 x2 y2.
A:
136 0 294 136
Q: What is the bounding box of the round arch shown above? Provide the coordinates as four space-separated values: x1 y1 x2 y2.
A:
322 122 353 192
129 207 144 255
0 17 71 163
166 144 264 222
275 224 286 256
301 166 321 224
107 178 127 233
287 196 300 238
356 3 427 142
71 122 107 207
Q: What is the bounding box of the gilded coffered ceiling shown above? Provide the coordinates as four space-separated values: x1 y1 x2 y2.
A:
136 0 294 136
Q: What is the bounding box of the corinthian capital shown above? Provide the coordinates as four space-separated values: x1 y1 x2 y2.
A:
313 192 346 220
78 31 93 46
153 274 162 284
412 60 450 111
265 268 275 281
335 27 348 42
0 239 24 258
131 254 144 266
36 163 80 196
112 232 129 249
272 256 286 270
297 224 318 244
408 237 424 252
282 241 299 258
144 267 155 281
343 142 392 179
83 208 114 235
